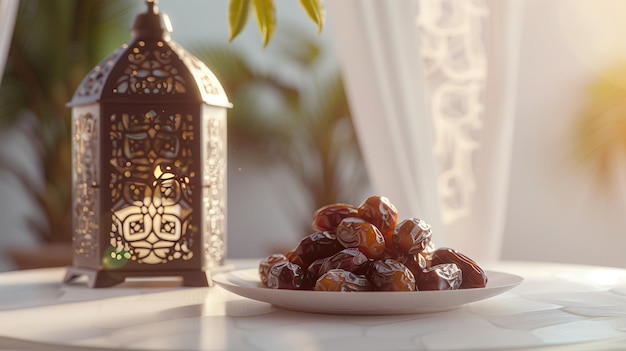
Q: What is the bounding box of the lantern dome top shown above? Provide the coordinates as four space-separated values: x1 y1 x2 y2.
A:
68 0 231 108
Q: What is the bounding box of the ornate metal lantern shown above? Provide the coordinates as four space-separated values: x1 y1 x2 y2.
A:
63 0 230 287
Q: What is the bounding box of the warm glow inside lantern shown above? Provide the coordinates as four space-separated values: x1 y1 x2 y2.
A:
63 0 230 287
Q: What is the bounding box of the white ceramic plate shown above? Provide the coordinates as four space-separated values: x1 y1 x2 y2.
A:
212 268 523 315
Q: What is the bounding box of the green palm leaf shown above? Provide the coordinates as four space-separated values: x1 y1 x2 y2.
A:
253 0 276 47
227 0 325 46
228 0 251 43
299 0 325 34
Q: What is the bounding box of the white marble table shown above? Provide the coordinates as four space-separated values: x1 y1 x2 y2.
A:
2 260 626 350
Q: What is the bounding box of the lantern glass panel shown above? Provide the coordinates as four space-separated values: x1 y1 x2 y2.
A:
201 104 227 268
106 105 201 266
72 104 101 265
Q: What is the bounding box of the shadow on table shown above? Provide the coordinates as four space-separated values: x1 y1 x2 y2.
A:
0 336 117 351
0 268 212 312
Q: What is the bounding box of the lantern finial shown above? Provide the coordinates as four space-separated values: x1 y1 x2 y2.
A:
131 0 172 40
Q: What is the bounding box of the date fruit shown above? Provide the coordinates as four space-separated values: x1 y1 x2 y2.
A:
315 269 372 292
431 247 488 289
286 231 344 270
357 195 398 245
367 259 416 291
318 248 370 277
304 257 328 289
259 253 289 285
266 260 305 290
392 218 432 255
396 252 428 281
416 263 462 291
312 203 359 232
336 217 386 260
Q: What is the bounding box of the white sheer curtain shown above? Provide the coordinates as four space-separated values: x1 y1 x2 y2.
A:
0 0 19 85
328 0 522 262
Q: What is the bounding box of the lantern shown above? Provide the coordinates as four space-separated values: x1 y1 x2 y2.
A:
63 0 230 287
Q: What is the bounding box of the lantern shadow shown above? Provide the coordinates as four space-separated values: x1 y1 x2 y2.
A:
0 277 213 312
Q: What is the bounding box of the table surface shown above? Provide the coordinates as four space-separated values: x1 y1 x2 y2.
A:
2 260 626 351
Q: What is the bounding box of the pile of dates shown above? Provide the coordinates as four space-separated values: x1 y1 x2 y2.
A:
258 195 488 292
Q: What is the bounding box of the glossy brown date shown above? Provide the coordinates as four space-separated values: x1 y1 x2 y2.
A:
285 231 344 270
431 247 488 289
367 259 416 291
312 203 359 232
357 196 398 243
318 248 370 277
258 253 288 286
336 217 386 260
266 260 305 290
303 257 328 290
392 218 432 255
396 252 428 281
416 263 462 291
315 269 373 292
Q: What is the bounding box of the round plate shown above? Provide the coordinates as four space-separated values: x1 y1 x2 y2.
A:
212 268 523 315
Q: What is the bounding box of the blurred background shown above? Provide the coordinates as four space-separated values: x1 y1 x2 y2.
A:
0 0 369 270
1 0 626 271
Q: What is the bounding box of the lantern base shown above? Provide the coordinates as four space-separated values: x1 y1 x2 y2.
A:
63 266 212 288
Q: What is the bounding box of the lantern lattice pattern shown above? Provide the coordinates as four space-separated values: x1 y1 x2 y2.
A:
64 0 230 288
